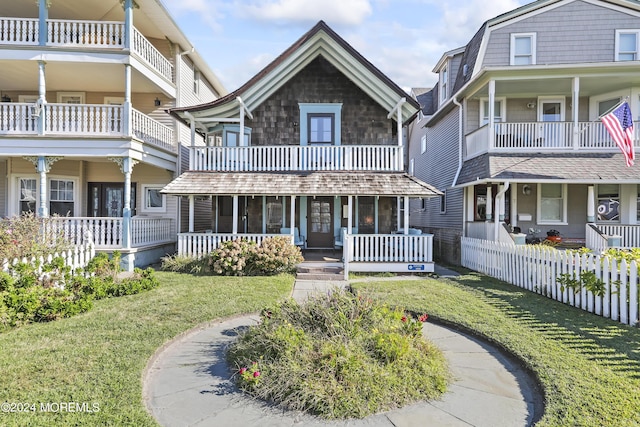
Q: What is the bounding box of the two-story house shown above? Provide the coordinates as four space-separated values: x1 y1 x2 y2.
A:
163 21 441 274
0 0 226 269
409 0 640 265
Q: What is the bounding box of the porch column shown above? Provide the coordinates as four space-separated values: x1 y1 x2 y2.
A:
347 196 353 233
37 157 50 217
37 61 46 135
486 185 493 220
188 195 195 232
403 196 410 234
572 77 580 150
488 79 496 149
38 0 48 46
121 157 135 250
587 185 595 222
262 196 267 234
232 195 239 234
123 64 132 137
498 184 506 221
185 112 196 169
397 197 402 231
123 0 133 50
289 195 296 231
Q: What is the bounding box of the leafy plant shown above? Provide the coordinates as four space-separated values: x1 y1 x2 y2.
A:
160 254 205 274
557 270 607 296
251 236 303 275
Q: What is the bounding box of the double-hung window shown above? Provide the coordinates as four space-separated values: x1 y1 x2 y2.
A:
538 183 566 224
616 30 639 61
49 179 74 216
510 33 536 65
439 66 448 104
480 98 506 125
19 178 37 214
308 114 334 145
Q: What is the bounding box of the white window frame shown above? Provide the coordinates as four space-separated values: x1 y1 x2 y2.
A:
193 69 200 95
16 176 38 215
420 134 427 154
615 29 640 61
49 178 76 217
57 92 85 104
409 158 415 176
439 65 448 104
510 33 536 65
299 103 342 146
141 185 167 213
479 97 507 125
18 95 39 103
439 189 447 214
596 184 620 223
537 183 567 225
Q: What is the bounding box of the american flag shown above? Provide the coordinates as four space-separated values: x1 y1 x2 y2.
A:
601 101 635 167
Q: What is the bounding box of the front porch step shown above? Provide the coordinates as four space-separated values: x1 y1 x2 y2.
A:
295 265 345 281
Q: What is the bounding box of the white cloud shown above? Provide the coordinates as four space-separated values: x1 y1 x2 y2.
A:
239 0 373 26
162 0 226 32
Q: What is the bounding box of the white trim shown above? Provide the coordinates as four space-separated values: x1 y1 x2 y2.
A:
439 64 448 105
420 134 427 154
57 92 85 104
104 96 125 105
18 95 39 103
409 158 415 176
537 183 568 225
537 96 566 121
510 33 536 66
141 184 167 214
10 174 79 216
615 29 640 61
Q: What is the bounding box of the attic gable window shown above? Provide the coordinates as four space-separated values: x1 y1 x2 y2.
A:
439 65 448 104
510 33 536 65
616 30 639 61
299 103 342 146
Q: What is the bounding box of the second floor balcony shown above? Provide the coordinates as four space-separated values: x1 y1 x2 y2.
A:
465 121 640 159
189 145 404 172
0 102 176 153
0 17 173 82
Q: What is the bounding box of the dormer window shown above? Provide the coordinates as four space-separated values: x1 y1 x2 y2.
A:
439 66 448 104
510 33 536 65
616 30 639 61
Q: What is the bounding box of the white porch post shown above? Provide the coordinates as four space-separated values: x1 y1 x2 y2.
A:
188 195 195 232
37 61 46 135
37 157 49 217
403 196 409 234
123 64 132 137
185 112 196 170
486 185 493 220
232 195 239 234
572 77 580 150
289 195 295 231
499 185 506 221
122 157 134 250
347 196 353 233
262 196 267 234
396 197 401 231
38 0 48 46
587 185 595 223
488 80 495 149
123 0 132 50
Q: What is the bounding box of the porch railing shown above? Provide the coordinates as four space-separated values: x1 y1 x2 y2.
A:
190 145 404 172
586 223 608 254
47 19 124 47
465 122 640 159
177 233 284 259
50 217 122 248
466 221 492 240
344 234 433 263
131 27 173 81
0 103 38 134
45 103 124 135
595 224 640 249
131 217 174 247
132 109 176 152
0 17 38 45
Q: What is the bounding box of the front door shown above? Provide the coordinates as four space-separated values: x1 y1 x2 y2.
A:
88 182 136 217
538 98 565 147
307 197 333 248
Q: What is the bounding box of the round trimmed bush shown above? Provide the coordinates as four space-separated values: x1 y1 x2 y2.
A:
227 290 450 419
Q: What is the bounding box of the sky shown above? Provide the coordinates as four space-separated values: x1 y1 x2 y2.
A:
162 0 534 93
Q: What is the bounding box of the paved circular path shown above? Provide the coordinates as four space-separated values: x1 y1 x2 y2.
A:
143 314 543 427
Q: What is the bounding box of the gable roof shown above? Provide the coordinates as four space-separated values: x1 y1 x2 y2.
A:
169 20 419 128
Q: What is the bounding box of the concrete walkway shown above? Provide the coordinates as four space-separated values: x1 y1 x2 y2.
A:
144 267 543 427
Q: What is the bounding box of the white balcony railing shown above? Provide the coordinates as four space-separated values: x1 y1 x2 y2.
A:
132 109 176 152
465 122 640 159
0 103 38 134
131 217 174 247
132 27 173 81
191 145 404 172
345 233 434 263
0 17 38 45
47 19 124 47
45 103 124 135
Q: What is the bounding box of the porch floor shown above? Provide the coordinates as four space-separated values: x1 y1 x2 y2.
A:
301 249 341 263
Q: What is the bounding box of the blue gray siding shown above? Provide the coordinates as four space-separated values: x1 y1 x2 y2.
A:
483 1 640 67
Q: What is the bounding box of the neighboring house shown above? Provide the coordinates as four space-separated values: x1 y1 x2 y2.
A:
0 0 226 269
163 21 442 273
408 0 640 265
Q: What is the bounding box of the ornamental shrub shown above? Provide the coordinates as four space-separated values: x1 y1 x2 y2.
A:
207 239 257 276
0 213 73 261
251 236 303 275
228 290 449 419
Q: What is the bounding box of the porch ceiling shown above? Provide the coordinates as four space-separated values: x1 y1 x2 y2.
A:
161 171 442 197
456 152 640 186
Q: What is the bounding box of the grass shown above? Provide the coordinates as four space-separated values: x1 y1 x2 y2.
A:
0 272 294 426
351 272 640 427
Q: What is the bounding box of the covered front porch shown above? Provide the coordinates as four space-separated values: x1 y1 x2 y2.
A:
163 171 441 276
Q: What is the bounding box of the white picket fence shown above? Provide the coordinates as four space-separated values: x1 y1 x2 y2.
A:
1 241 96 276
461 237 639 326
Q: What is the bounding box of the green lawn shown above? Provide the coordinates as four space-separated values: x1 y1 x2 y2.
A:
0 272 294 426
2 269 640 426
352 272 640 427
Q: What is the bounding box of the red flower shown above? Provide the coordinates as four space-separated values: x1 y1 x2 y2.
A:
253 371 261 378
401 316 407 323
239 367 247 374
419 314 429 322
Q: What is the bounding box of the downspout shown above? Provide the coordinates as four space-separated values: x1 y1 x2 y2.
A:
452 96 463 187
494 181 510 241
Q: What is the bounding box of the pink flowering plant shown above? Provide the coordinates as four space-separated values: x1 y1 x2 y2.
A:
227 290 449 419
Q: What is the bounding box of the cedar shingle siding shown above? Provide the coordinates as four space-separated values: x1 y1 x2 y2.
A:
249 56 394 146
